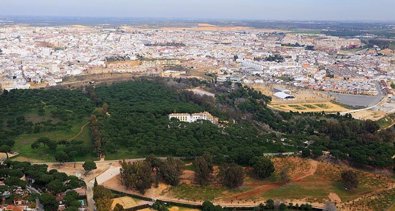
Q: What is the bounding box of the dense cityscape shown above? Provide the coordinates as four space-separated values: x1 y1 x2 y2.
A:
1 24 394 96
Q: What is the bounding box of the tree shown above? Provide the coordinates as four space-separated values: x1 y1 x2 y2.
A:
279 167 290 184
83 161 97 174
113 204 125 211
47 179 65 194
64 191 79 207
219 164 244 189
0 145 11 159
341 170 358 190
4 177 27 187
279 203 287 211
152 201 169 211
39 193 57 211
301 149 311 158
265 199 275 209
194 156 213 185
119 160 152 194
93 185 112 211
55 151 69 163
90 115 103 157
159 157 183 186
202 201 223 211
251 156 275 179
102 102 109 114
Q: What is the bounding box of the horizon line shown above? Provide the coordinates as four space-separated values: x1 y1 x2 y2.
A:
1 15 395 24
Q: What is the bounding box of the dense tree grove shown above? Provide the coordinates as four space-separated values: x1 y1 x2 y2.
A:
120 157 184 193
0 89 93 149
31 137 90 162
119 160 153 194
93 80 290 165
1 78 395 169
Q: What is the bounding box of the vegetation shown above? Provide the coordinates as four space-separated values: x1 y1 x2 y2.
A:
219 164 245 188
119 160 152 194
1 78 394 170
93 185 112 211
202 201 223 211
251 156 275 179
120 157 184 193
83 160 97 174
152 201 170 211
0 160 84 210
193 154 214 185
341 170 359 190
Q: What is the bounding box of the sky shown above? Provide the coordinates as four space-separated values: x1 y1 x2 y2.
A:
1 0 395 21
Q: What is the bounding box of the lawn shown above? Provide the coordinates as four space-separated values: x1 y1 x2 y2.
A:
12 119 95 162
104 149 140 160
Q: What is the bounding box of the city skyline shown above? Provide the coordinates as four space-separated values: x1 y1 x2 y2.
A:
1 0 395 21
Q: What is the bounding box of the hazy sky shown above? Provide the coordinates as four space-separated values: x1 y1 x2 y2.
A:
1 0 395 21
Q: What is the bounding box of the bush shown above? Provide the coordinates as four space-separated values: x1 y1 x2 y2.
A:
341 170 358 190
251 156 275 179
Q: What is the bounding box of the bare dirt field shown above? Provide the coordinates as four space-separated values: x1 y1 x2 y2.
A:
101 157 395 210
349 109 387 121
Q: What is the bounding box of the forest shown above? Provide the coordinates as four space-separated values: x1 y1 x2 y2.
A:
1 78 394 168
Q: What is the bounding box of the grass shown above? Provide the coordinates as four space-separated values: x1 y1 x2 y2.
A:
262 175 374 203
376 113 395 129
314 104 330 109
169 184 226 201
303 104 317 109
262 183 328 200
12 119 94 162
288 105 306 110
105 149 140 160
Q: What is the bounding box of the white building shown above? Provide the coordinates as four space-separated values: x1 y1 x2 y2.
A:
169 112 219 124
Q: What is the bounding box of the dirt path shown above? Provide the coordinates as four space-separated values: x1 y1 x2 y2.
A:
293 160 318 181
217 184 280 201
328 192 341 203
67 122 89 141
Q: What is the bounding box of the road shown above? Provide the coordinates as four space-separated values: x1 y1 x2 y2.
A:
31 158 147 211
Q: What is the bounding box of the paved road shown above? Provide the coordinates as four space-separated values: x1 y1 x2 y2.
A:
85 179 95 211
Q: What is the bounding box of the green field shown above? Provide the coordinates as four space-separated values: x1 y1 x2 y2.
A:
377 113 395 129
169 184 226 201
13 119 95 162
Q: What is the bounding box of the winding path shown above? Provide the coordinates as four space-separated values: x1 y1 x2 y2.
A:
67 122 89 141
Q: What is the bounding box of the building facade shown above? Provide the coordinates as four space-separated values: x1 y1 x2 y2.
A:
169 112 218 124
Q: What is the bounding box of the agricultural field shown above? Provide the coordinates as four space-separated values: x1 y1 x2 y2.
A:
270 102 348 113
